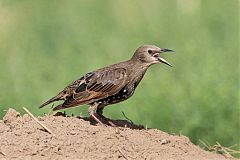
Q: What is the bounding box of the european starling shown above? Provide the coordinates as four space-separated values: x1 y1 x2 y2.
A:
40 45 173 125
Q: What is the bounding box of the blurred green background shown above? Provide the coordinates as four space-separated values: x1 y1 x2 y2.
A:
0 0 239 152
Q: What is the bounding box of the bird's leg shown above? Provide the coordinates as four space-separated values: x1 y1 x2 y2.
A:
88 103 108 125
97 108 116 127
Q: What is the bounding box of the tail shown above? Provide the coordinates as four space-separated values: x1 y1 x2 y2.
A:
39 95 63 108
53 104 65 111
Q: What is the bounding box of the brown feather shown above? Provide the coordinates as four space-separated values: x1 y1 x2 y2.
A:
52 68 127 110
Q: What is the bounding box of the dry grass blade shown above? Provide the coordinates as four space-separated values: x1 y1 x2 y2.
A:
23 107 55 136
117 147 130 160
199 140 240 158
0 151 6 156
199 139 211 149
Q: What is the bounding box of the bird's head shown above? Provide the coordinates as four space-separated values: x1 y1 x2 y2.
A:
132 45 174 67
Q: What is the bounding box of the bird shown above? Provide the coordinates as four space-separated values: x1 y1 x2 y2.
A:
40 45 173 126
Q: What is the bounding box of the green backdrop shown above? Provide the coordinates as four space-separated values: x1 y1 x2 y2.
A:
0 0 239 153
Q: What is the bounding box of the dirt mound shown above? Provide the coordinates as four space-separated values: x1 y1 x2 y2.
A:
0 108 234 160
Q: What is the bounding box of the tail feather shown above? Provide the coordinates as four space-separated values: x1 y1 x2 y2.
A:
39 96 62 108
53 104 65 111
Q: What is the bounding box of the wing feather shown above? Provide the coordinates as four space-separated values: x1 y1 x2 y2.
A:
54 68 127 110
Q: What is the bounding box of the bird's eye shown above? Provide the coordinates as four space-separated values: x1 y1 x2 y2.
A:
148 50 152 54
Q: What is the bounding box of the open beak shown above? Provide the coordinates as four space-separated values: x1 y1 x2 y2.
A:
157 48 174 67
158 57 172 67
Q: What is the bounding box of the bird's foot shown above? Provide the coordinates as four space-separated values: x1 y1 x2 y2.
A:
89 113 116 127
107 120 116 127
89 114 109 126
98 114 116 127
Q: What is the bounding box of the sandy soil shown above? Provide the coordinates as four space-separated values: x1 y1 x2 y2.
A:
0 108 235 160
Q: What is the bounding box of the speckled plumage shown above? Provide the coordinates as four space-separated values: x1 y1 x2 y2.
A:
40 45 173 125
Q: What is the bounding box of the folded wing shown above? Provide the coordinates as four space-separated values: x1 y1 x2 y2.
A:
53 68 127 110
